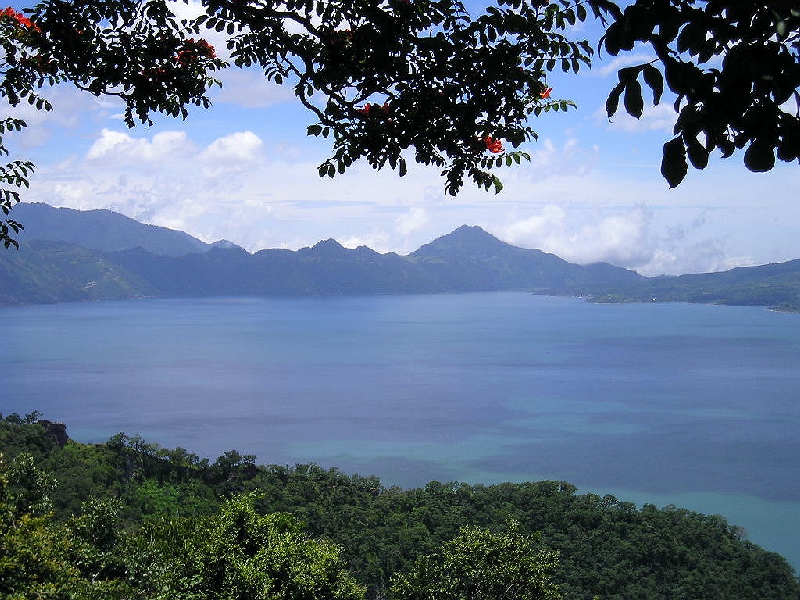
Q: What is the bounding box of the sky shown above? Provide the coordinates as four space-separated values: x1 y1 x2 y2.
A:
5 1 800 276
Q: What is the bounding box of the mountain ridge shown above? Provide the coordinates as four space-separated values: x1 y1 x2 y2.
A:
11 202 241 256
1 204 799 310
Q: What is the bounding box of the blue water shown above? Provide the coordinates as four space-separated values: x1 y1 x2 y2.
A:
1 293 799 570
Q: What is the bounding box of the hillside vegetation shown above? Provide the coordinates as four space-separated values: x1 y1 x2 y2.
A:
1 415 797 600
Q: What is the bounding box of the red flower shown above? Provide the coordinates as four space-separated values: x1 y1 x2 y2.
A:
357 102 391 117
175 38 216 66
484 136 504 153
1 7 41 31
540 86 553 99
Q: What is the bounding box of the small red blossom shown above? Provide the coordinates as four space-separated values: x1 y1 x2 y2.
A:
356 102 391 117
175 38 216 66
1 7 41 31
540 86 553 99
484 136 504 153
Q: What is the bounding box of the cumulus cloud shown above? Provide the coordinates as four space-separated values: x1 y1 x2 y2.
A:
502 205 656 269
198 131 264 176
644 241 751 276
87 129 193 162
200 130 263 161
396 206 430 236
339 231 391 252
504 205 566 242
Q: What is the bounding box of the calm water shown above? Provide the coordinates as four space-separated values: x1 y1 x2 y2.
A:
1 293 799 570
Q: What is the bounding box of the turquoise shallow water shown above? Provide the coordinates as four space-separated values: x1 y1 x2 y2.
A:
1 293 799 570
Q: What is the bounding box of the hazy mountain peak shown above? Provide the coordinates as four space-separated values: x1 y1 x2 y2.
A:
311 238 346 251
411 225 521 258
210 239 244 251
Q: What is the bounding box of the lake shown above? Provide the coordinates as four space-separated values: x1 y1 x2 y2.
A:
1 292 799 570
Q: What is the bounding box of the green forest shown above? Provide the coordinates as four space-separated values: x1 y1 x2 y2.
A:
1 414 798 600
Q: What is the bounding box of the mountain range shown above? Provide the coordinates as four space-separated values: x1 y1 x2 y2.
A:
1 203 799 310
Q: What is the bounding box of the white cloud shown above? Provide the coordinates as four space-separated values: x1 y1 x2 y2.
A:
168 0 204 19
396 206 430 236
502 204 655 269
339 231 391 251
198 131 264 176
87 129 193 162
504 205 566 242
645 242 753 276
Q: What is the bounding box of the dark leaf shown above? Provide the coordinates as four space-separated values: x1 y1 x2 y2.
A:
606 82 624 117
744 140 776 172
642 64 663 105
602 21 623 55
661 137 688 187
686 136 709 169
623 79 644 118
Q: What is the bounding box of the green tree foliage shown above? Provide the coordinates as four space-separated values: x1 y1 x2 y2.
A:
390 521 560 600
2 416 799 600
601 0 800 186
0 453 132 599
123 494 367 600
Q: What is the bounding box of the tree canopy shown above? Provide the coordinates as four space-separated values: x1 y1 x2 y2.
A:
1 417 799 600
389 521 560 600
0 0 799 248
601 0 800 187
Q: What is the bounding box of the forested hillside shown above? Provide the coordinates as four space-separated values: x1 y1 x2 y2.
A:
1 415 797 600
590 260 800 312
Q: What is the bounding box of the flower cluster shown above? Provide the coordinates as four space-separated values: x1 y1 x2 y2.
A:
357 102 391 116
1 7 41 32
175 38 216 66
483 136 504 153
